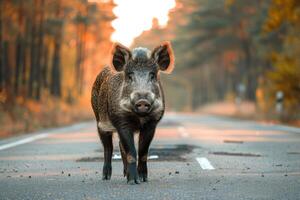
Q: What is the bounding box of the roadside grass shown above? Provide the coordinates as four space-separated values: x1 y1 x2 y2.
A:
0 96 93 138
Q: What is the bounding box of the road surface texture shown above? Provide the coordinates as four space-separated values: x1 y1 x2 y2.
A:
1 114 300 200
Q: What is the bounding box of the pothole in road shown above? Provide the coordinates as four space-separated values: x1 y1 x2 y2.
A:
76 144 197 162
210 151 261 157
149 144 197 161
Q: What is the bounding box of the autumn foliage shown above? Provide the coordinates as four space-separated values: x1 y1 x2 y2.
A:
0 0 299 137
0 0 114 136
263 0 300 120
136 0 300 121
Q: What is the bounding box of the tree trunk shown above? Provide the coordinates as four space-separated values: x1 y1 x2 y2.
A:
51 39 62 97
75 22 87 96
0 0 4 91
3 41 10 89
75 24 83 95
41 44 49 88
14 1 25 95
50 0 62 97
28 0 38 98
35 0 45 100
241 39 256 100
22 16 32 87
79 24 87 95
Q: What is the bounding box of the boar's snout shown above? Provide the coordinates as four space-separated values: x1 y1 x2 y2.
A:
130 91 155 116
135 99 151 114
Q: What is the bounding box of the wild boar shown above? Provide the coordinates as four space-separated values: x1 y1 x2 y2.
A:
91 41 174 184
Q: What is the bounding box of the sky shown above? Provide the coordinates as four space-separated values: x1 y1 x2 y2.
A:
110 0 176 47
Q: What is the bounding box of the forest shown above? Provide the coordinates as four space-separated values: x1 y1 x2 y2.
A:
0 0 299 136
136 0 300 119
0 0 114 135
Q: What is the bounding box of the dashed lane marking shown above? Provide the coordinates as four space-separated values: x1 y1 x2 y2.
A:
196 157 215 170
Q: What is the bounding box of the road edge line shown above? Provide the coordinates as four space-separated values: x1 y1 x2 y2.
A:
0 133 50 151
0 122 92 151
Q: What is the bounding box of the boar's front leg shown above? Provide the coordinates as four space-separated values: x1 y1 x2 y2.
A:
119 141 127 177
98 128 113 180
138 122 156 182
117 128 139 185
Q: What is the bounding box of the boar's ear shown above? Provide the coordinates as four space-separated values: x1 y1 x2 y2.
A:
151 41 175 74
110 42 132 72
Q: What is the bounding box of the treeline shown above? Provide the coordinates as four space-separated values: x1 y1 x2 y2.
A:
175 0 300 118
173 0 273 106
262 0 300 118
0 0 114 104
136 0 300 119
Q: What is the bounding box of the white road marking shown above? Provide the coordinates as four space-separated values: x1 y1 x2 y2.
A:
0 122 90 151
112 154 122 159
112 154 159 160
177 126 189 138
148 155 159 160
196 157 215 170
0 133 49 151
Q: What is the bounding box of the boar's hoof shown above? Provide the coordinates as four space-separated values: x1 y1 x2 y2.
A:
123 169 126 177
127 174 140 184
102 165 112 180
139 173 148 182
127 179 140 185
138 164 148 182
127 163 140 184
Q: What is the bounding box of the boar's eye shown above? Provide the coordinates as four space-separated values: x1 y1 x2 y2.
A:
149 72 156 81
127 72 134 82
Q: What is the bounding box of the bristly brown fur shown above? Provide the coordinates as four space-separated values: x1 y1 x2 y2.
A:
91 41 175 184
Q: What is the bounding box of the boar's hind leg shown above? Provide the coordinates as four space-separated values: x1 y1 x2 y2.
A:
99 128 113 180
138 123 156 182
118 129 139 185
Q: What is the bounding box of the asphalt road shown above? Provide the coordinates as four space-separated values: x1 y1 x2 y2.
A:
1 114 300 200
